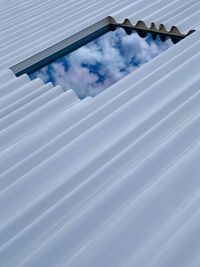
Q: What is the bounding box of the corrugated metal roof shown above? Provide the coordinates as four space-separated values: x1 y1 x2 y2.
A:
0 0 200 266
0 0 200 70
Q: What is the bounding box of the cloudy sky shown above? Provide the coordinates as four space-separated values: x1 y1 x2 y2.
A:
30 27 173 99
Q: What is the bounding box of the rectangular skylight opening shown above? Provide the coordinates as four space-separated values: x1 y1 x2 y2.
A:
12 18 193 99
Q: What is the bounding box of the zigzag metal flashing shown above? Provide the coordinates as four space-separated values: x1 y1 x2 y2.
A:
11 16 195 77
109 17 195 43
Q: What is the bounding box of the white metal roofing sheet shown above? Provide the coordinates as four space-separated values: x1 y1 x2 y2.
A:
0 0 200 70
0 0 200 266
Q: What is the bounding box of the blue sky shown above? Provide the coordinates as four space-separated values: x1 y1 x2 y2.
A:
30 27 173 99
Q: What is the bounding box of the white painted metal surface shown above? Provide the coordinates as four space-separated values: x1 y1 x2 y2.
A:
0 0 200 266
0 0 200 70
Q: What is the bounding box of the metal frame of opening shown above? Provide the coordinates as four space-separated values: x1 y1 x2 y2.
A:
11 16 194 77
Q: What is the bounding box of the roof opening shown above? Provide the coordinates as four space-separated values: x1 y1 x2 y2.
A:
29 27 174 99
11 17 193 99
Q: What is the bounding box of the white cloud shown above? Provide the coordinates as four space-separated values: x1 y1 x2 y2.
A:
31 28 173 98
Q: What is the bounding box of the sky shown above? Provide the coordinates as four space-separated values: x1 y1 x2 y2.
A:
30 27 173 99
